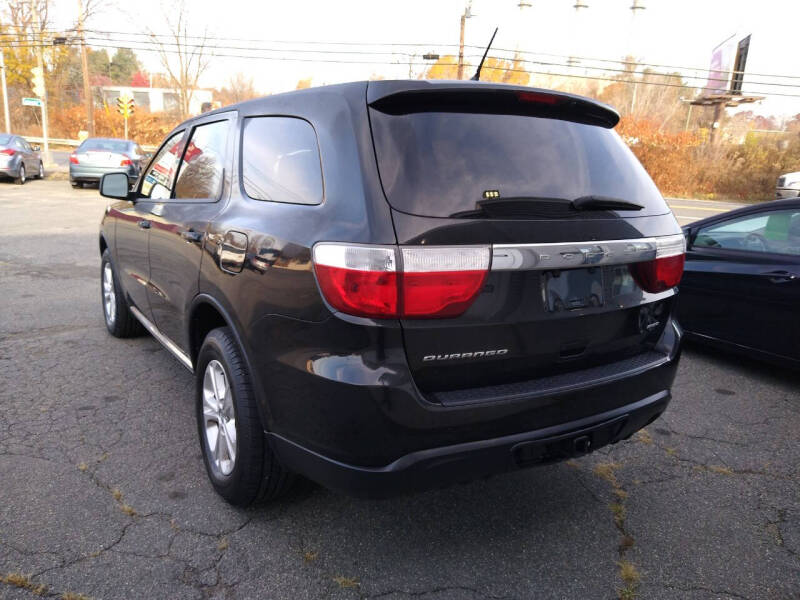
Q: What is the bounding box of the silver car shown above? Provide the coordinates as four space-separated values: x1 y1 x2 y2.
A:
0 134 44 184
69 138 148 189
776 171 800 199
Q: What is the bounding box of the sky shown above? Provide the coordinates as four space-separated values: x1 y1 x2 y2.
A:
52 0 800 118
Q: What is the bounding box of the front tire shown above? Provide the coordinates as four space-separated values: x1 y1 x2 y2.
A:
101 249 144 337
15 164 25 185
196 327 293 506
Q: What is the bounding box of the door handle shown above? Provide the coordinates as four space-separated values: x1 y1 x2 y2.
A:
180 229 204 243
137 219 151 229
760 270 798 283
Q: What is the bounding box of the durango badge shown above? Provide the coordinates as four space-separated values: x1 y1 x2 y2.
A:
423 349 509 362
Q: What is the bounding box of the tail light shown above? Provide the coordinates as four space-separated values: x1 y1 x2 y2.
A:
629 234 685 293
119 155 132 166
69 152 79 164
0 148 15 156
313 244 490 319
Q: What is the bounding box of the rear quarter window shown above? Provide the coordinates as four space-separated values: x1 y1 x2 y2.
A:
241 116 323 205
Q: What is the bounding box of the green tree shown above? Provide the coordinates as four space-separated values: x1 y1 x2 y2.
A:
88 48 110 78
109 48 140 85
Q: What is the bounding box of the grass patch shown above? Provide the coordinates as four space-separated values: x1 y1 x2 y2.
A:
635 430 653 445
708 465 734 475
665 447 677 457
62 593 92 600
111 488 123 502
217 538 229 551
618 535 635 552
565 459 580 469
333 576 359 589
77 462 88 472
0 573 48 595
119 504 137 517
610 503 627 528
613 488 629 500
303 550 318 563
593 462 621 486
618 559 641 584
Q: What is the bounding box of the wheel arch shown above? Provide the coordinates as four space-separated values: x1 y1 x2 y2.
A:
188 293 275 430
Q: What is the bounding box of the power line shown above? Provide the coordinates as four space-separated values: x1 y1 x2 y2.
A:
4 35 800 93
5 38 800 99
4 27 800 83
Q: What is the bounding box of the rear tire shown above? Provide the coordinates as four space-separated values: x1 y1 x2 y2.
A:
101 248 144 338
196 327 294 506
37 162 44 179
15 164 25 185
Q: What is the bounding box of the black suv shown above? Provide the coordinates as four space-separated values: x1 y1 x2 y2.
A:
98 80 684 506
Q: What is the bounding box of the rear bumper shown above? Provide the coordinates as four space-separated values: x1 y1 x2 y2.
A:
70 165 137 182
776 187 800 199
255 314 681 497
269 389 671 498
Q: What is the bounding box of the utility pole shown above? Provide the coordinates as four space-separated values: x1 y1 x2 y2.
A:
628 0 646 115
30 0 50 164
77 0 94 136
0 50 10 132
456 1 473 80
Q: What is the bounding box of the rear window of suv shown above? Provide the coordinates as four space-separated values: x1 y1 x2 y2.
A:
369 109 668 218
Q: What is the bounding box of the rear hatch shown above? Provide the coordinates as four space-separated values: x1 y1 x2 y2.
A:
367 81 682 399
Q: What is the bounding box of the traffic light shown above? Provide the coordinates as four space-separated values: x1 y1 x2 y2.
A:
116 96 135 118
30 67 45 98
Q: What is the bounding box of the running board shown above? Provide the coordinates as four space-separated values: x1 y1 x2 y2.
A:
129 306 193 372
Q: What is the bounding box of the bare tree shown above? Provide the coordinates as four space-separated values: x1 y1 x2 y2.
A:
149 0 209 120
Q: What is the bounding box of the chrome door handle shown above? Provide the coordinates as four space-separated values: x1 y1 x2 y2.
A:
761 270 798 283
137 219 151 229
180 229 204 243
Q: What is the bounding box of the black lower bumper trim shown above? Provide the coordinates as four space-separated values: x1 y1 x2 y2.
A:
267 390 670 498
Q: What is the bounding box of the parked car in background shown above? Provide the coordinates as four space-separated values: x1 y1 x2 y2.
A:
0 133 44 184
776 172 800 199
69 138 148 189
97 80 685 506
679 198 800 367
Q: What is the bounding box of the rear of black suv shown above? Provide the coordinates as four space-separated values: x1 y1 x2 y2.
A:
262 80 683 497
99 79 683 505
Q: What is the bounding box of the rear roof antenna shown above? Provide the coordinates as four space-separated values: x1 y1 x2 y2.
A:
470 27 498 81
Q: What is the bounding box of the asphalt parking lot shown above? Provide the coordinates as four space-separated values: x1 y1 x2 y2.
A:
1 180 798 600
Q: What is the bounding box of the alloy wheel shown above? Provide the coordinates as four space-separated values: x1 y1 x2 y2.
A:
202 360 237 476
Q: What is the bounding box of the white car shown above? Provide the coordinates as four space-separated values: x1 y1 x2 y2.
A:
776 171 800 199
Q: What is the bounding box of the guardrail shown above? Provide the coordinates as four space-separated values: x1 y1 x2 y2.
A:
22 135 157 152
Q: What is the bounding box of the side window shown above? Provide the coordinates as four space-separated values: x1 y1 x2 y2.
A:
174 120 229 200
141 131 186 200
241 116 323 205
694 210 800 256
14 138 25 150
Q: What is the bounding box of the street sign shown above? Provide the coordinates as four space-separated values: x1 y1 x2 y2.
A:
22 97 43 107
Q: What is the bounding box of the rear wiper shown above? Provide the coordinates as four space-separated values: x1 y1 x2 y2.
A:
571 195 644 211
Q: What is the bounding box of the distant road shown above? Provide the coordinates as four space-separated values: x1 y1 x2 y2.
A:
665 197 747 225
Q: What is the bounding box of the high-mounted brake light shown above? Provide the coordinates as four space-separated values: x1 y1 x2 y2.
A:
629 234 685 293
313 244 490 319
69 152 79 164
516 91 561 105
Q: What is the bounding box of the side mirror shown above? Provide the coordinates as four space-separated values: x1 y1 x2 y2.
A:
100 172 131 200
32 144 41 151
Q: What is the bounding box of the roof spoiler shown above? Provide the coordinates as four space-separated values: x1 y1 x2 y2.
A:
367 81 620 129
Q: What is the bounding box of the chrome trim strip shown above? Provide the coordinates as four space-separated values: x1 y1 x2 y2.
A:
491 235 682 271
130 306 193 372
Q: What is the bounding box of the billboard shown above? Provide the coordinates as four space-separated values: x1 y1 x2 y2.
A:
705 35 737 95
705 34 752 96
